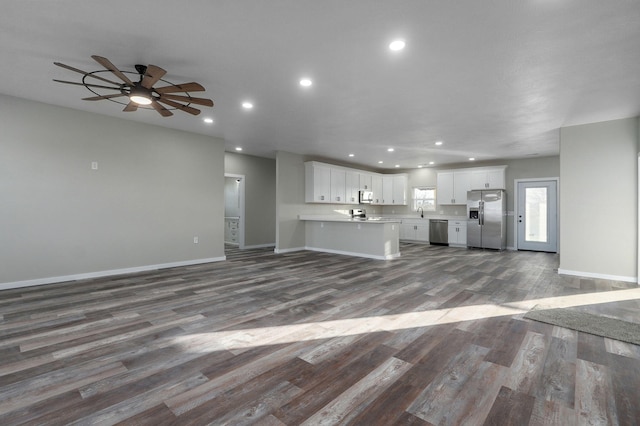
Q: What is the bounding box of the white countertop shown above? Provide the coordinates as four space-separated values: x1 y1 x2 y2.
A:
298 215 401 223
298 214 468 223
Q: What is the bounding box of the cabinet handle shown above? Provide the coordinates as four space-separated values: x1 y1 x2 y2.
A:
320 195 325 200
336 196 340 201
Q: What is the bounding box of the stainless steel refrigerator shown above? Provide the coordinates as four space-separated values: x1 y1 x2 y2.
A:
467 190 506 250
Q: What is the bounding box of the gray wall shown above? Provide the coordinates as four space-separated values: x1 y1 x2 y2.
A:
560 117 638 281
224 152 276 247
382 156 561 248
1 95 225 286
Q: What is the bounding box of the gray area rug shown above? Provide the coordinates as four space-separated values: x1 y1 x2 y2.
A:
524 307 640 345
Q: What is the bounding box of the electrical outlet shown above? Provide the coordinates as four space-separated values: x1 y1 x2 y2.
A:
193 236 199 244
91 161 98 170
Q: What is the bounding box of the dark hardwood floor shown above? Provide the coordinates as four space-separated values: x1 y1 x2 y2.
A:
1 243 639 425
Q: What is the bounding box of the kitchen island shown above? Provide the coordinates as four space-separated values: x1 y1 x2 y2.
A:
298 215 401 260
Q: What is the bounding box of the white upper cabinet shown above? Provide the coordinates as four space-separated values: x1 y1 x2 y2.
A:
453 171 471 204
359 173 373 191
305 162 331 203
345 170 360 204
330 168 346 203
437 171 455 204
381 175 393 204
305 161 408 205
376 174 407 205
470 166 507 189
392 174 407 205
437 170 471 205
438 166 507 204
371 174 383 204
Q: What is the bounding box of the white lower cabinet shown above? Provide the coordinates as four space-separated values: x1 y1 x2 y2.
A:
400 220 429 242
225 218 239 244
448 220 467 246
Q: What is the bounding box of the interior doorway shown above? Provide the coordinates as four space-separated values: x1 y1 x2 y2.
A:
515 178 558 252
224 174 245 250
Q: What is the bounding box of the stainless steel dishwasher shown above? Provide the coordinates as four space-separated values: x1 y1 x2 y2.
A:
429 219 448 245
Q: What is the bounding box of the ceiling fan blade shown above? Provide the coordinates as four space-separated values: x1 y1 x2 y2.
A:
91 55 134 86
160 94 213 107
157 98 201 115
53 79 122 91
150 100 173 117
82 94 127 101
123 102 138 112
54 62 123 86
141 64 167 89
154 82 205 94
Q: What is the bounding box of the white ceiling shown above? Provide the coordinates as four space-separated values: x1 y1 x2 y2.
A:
2 1 640 170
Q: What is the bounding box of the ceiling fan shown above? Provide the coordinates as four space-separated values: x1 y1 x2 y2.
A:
53 55 214 117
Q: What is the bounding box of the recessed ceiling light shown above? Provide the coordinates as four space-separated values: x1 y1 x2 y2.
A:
417 165 423 168
395 165 400 168
435 141 443 146
389 40 406 51
235 147 243 151
469 157 475 161
387 148 395 152
203 117 214 124
429 161 435 165
242 101 254 109
378 161 384 164
348 154 355 157
299 78 313 87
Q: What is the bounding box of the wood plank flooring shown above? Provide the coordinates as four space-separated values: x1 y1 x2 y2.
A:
1 243 639 425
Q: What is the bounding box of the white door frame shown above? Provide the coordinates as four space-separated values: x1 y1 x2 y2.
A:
224 173 245 249
513 177 559 252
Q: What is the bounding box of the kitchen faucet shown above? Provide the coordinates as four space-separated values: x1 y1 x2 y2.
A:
418 207 424 218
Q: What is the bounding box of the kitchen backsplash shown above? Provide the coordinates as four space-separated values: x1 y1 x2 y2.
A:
381 204 465 217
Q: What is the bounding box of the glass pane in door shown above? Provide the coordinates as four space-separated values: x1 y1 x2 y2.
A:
525 187 547 242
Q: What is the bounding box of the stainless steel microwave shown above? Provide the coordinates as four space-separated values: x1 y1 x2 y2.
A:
359 190 373 204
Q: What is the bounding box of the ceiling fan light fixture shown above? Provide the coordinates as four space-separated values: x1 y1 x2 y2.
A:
129 87 153 105
54 55 213 118
389 39 406 51
128 83 153 105
130 95 152 105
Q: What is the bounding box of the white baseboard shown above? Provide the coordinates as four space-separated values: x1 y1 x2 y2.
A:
557 268 638 284
243 243 276 249
0 256 226 291
274 247 305 254
305 246 401 260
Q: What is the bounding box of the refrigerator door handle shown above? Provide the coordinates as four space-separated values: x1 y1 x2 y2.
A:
479 200 484 225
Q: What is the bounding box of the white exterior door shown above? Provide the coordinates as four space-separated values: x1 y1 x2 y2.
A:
516 180 558 252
